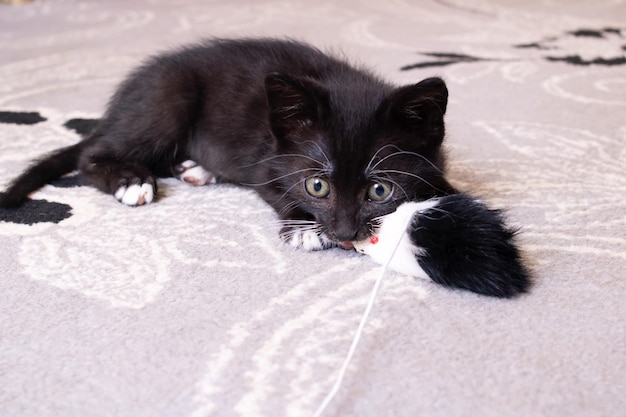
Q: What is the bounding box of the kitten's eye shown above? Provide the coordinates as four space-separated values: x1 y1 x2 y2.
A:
305 177 331 198
367 181 392 202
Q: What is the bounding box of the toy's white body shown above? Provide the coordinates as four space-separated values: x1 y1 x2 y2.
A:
352 200 439 279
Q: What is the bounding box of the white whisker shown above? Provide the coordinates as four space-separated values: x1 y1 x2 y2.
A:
419 206 458 224
303 140 331 167
241 168 320 187
372 169 448 194
271 179 306 208
267 166 328 210
365 143 398 173
368 144 444 174
277 201 302 217
370 174 409 201
272 218 320 230
273 219 318 228
238 153 326 169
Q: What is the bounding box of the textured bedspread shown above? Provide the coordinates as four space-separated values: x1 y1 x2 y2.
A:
1 1 625 416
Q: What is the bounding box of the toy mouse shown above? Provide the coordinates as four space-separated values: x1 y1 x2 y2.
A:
352 193 530 298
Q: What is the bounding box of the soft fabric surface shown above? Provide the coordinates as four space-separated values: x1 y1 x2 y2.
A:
1 1 625 416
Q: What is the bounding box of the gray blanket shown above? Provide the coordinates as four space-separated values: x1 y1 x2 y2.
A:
1 1 624 416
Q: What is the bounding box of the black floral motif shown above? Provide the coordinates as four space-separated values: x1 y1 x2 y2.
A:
544 55 626 66
517 27 626 66
0 196 72 225
64 118 99 136
401 52 487 70
402 27 626 71
0 111 46 125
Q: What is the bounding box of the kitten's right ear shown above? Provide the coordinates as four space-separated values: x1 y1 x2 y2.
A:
264 73 328 141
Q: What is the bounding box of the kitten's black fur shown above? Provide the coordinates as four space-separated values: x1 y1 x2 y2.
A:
0 38 455 249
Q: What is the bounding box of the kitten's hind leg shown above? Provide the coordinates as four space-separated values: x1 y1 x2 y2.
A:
80 158 157 206
173 160 216 186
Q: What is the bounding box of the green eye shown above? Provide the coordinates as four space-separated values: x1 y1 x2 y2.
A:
367 181 392 202
305 177 331 198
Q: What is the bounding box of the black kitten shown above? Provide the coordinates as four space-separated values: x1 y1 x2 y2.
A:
0 38 455 250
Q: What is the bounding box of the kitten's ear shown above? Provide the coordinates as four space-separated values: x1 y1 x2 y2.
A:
382 77 448 147
265 73 328 140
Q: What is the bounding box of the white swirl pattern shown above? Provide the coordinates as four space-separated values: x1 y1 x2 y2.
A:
0 1 625 417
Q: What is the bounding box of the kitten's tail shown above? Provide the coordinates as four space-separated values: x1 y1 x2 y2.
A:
0 139 90 208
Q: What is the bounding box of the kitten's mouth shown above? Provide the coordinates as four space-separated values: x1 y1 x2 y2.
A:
340 241 355 250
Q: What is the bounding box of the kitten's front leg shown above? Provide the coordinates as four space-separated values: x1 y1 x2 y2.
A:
80 159 157 206
279 220 336 251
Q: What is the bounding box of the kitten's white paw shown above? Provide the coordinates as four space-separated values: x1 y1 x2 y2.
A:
287 229 333 251
114 183 154 206
175 160 216 186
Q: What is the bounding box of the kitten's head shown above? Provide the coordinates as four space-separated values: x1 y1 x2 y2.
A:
263 72 455 245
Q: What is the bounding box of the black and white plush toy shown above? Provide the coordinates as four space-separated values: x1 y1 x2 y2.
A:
352 193 530 298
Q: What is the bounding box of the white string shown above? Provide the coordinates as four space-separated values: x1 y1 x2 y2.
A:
312 210 416 417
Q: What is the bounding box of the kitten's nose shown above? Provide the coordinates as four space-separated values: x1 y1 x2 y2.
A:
332 210 359 242
333 227 358 243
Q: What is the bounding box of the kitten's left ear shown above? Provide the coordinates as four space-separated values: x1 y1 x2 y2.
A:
382 77 448 147
264 73 328 142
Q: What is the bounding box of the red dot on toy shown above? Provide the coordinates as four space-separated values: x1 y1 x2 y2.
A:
370 235 379 245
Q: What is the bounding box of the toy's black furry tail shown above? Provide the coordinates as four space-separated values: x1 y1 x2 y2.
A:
0 140 85 208
410 193 530 298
